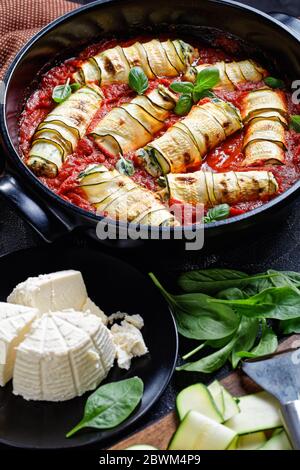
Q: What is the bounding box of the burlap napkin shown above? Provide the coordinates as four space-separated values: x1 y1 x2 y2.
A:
0 0 78 80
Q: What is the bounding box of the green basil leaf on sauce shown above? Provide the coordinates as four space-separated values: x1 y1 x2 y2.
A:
264 76 285 89
174 94 193 116
290 115 300 133
170 81 194 94
192 88 215 103
128 66 149 95
116 156 135 176
70 82 82 92
52 79 72 103
195 67 220 91
66 377 144 437
203 204 230 223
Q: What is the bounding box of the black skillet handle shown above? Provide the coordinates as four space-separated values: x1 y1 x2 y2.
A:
0 172 75 242
269 12 300 36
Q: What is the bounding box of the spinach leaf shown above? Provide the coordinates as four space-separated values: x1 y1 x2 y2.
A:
216 287 247 300
290 115 300 133
203 204 230 223
237 320 278 358
66 377 144 438
230 316 259 368
52 79 72 103
174 94 193 116
210 286 300 320
263 77 285 89
116 156 135 176
176 337 236 373
128 67 149 95
178 268 275 294
149 273 239 340
280 317 300 334
267 269 300 290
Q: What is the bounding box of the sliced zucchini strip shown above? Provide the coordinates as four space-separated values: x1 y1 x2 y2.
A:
163 170 278 207
28 85 103 177
78 163 178 226
90 85 177 156
235 431 267 450
260 429 292 450
74 39 198 85
141 99 242 177
168 410 237 450
184 60 267 89
176 383 223 422
241 89 288 166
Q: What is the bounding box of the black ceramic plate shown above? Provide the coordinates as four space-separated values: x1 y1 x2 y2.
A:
0 246 178 449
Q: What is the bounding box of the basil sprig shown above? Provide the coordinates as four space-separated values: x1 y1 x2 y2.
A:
290 115 300 133
264 76 285 89
203 203 230 223
116 156 135 176
128 66 149 95
66 377 144 437
171 67 220 116
52 78 81 104
150 268 300 373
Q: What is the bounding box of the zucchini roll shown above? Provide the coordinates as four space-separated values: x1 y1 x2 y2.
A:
241 89 288 166
162 170 278 206
78 164 178 226
139 98 243 176
74 39 198 85
185 60 267 90
28 85 103 177
89 85 177 156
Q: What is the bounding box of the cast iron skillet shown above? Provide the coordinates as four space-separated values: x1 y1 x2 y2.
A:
0 0 300 243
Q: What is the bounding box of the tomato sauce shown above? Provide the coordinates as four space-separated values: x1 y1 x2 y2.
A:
19 36 300 217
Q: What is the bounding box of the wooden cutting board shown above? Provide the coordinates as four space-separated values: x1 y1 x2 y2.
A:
110 335 299 450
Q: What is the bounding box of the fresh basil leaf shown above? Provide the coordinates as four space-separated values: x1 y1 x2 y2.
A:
196 67 220 90
264 77 285 89
216 287 247 300
128 66 149 95
149 273 239 340
290 115 300 133
170 81 194 94
66 377 144 437
176 336 236 373
204 204 230 223
280 317 300 334
192 88 214 103
116 156 135 176
178 268 276 294
174 94 193 116
70 82 81 92
230 316 260 368
237 320 278 358
210 286 300 320
52 80 72 103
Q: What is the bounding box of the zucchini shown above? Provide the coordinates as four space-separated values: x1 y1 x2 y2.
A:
28 139 64 177
142 99 242 176
225 391 282 435
176 383 223 422
241 88 288 123
208 381 225 417
75 39 198 85
168 411 237 450
259 430 292 450
243 140 285 166
243 119 286 150
125 445 158 450
235 431 267 450
90 86 177 156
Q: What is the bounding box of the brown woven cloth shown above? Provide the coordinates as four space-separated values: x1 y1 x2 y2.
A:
0 0 78 80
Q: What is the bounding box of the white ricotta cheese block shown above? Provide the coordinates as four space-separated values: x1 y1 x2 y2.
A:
0 303 38 386
13 310 116 401
82 298 108 325
111 320 148 370
7 270 88 313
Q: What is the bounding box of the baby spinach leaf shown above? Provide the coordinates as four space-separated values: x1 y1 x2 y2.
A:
149 273 239 340
210 286 300 320
128 66 149 95
176 337 236 373
230 316 259 369
237 320 278 358
178 268 274 294
216 287 247 300
280 317 300 334
66 377 144 438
